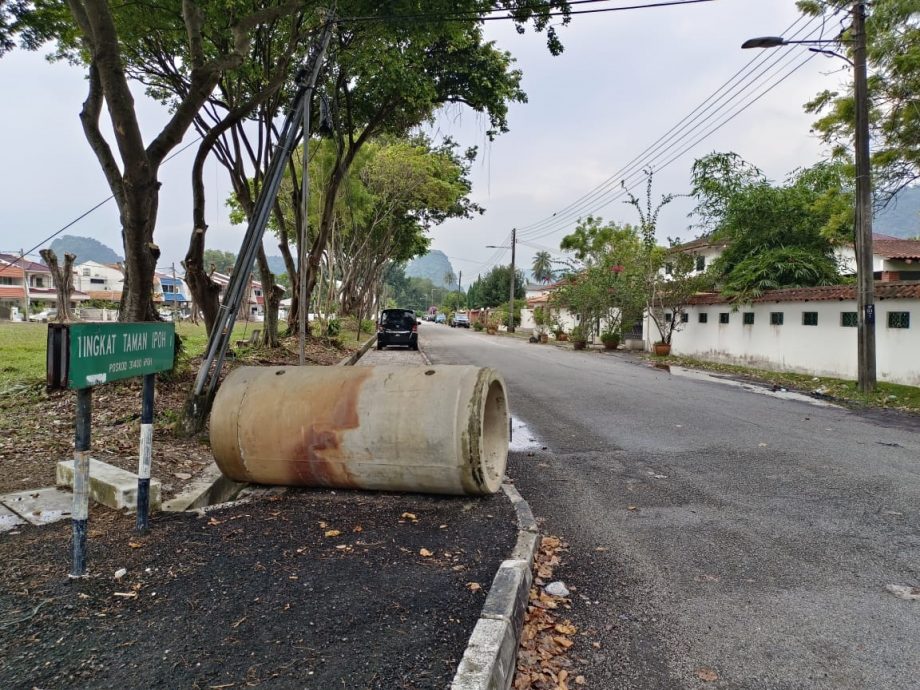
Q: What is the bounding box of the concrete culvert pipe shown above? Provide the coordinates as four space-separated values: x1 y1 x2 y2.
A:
210 365 509 495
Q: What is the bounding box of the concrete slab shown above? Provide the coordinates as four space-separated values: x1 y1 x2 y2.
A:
1 487 72 526
56 458 161 512
161 461 246 512
0 504 27 532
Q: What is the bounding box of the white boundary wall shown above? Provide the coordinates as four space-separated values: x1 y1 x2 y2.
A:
671 297 920 387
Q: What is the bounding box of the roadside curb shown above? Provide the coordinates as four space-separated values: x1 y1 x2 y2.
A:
337 334 376 366
451 482 539 690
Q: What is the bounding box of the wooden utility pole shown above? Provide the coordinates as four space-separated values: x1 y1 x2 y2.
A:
507 228 517 333
853 1 876 393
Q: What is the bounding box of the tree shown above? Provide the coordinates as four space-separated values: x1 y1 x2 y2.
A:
39 249 76 322
553 218 647 340
297 1 569 323
469 265 525 308
202 250 237 274
531 251 555 283
797 0 920 202
690 153 852 300
5 1 301 321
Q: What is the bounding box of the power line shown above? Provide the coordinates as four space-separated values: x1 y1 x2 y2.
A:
517 11 825 239
0 134 204 275
340 0 716 24
523 49 821 243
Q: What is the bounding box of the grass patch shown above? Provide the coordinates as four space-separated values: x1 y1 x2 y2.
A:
0 323 47 390
651 353 920 413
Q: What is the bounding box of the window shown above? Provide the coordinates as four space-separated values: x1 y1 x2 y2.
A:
695 255 705 271
254 289 262 297
888 311 910 329
770 312 784 326
0 276 13 286
664 263 673 275
743 312 755 325
665 312 673 323
719 312 729 324
680 312 689 323
90 277 105 285
841 312 858 327
699 312 708 324
802 312 818 326
162 284 175 293
83 268 90 277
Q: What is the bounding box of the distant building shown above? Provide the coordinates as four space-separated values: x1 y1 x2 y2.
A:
0 253 89 318
72 260 124 302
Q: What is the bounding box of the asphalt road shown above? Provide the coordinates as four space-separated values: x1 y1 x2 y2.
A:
419 322 920 689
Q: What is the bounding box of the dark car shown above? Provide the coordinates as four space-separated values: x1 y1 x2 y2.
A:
377 309 418 350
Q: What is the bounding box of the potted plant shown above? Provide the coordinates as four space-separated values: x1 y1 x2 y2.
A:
570 324 588 350
600 329 620 350
653 341 671 356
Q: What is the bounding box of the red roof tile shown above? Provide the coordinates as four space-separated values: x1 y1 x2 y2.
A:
0 286 26 299
873 238 920 260
688 281 920 305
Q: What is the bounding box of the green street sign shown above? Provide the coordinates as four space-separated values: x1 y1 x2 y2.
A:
47 323 175 390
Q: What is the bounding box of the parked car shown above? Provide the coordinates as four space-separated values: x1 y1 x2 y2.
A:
29 309 57 322
450 312 470 328
376 308 419 350
435 313 446 324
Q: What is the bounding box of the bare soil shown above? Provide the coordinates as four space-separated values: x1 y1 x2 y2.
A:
0 487 516 689
0 335 357 498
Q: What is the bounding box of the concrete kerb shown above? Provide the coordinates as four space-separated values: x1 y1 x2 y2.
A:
166 335 377 514
451 482 540 690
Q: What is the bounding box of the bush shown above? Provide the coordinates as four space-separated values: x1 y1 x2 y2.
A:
473 321 484 331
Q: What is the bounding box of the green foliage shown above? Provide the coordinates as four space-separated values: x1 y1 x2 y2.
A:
442 291 467 313
690 154 851 300
202 249 237 274
797 0 920 201
466 265 525 308
531 251 555 283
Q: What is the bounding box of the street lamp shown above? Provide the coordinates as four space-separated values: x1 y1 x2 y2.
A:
486 228 518 333
743 1 876 393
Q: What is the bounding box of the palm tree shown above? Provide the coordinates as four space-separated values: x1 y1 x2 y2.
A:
531 251 554 284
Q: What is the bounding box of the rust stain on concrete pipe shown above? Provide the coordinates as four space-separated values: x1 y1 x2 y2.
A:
285 374 368 488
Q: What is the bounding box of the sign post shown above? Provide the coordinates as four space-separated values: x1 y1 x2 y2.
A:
48 322 175 577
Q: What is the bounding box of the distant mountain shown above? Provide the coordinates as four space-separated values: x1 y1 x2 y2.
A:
405 250 456 287
266 255 287 276
49 235 122 264
875 187 920 238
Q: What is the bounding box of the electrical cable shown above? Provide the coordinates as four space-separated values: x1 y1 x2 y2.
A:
339 0 716 25
522 49 821 242
516 12 824 238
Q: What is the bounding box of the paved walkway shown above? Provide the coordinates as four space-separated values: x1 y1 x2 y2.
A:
357 344 429 366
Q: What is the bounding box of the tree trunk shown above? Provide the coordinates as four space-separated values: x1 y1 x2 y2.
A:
255 245 281 347
183 227 221 335
39 250 76 322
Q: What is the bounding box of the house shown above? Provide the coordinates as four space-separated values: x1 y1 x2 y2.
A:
155 272 190 315
72 260 124 302
836 234 920 282
668 282 920 386
663 237 727 278
209 272 266 320
0 253 89 317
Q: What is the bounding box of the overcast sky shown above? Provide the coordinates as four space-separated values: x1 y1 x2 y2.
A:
0 0 848 285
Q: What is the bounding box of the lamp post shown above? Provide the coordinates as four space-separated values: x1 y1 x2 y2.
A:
486 228 518 333
742 1 876 393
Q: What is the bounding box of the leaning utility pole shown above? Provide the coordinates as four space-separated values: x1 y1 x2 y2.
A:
507 228 517 333
853 1 876 393
299 19 335 366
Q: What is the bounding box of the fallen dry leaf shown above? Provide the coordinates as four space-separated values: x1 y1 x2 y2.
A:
419 548 433 557
207 517 222 526
127 541 143 549
575 676 586 685
324 529 341 538
352 525 363 533
466 582 482 592
627 505 637 511
554 622 576 635
696 668 719 682
401 512 417 521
